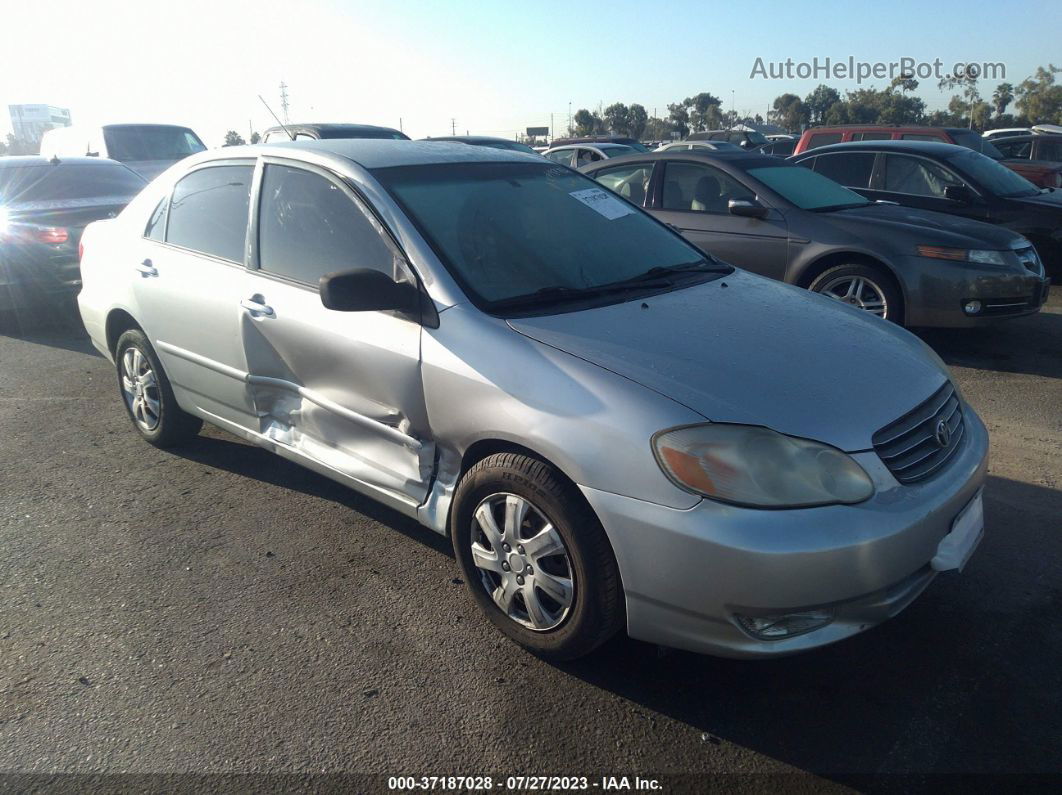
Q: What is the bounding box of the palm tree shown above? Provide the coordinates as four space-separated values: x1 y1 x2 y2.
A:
992 83 1014 118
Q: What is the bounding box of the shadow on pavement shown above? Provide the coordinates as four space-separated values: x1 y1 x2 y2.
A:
0 296 99 357
552 475 1062 784
916 298 1062 379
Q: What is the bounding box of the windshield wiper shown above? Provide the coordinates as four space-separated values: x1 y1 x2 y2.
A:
630 260 733 281
810 202 870 212
487 280 675 312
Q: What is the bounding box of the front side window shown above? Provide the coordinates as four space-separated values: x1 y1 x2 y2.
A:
807 133 843 149
257 164 400 285
374 162 721 308
662 162 754 212
166 164 253 262
592 163 654 206
545 149 575 166
882 154 964 197
812 152 875 188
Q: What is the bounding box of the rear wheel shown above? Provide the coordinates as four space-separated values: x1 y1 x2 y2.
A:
451 453 624 661
115 329 202 447
809 263 903 324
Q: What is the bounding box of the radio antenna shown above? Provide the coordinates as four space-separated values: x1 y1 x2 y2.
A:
258 95 294 141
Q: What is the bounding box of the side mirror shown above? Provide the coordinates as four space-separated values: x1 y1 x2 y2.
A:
319 268 421 314
728 198 768 218
944 185 975 204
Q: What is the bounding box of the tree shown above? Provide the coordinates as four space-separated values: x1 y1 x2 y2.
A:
603 103 630 135
991 83 1014 118
249 132 261 144
223 130 246 147
627 104 648 139
890 73 919 94
805 84 841 124
686 92 722 132
666 102 690 138
643 116 674 141
1015 65 1062 124
771 93 807 132
573 109 601 136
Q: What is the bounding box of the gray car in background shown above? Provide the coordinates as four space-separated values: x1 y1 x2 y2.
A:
582 150 1049 326
77 140 988 660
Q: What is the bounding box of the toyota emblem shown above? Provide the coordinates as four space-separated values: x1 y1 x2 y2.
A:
934 419 951 448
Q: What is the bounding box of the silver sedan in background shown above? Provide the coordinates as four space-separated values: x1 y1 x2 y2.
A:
77 141 988 660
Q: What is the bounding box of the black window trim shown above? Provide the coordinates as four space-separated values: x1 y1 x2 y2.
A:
148 158 256 269
808 150 879 190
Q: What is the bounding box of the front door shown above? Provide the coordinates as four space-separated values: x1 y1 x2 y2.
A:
241 160 434 507
865 152 991 223
652 160 789 281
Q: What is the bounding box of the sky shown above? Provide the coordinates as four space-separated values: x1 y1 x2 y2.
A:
2 0 1059 147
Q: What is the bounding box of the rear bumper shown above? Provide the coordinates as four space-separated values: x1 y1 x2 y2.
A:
896 255 1049 327
0 248 82 310
581 405 989 658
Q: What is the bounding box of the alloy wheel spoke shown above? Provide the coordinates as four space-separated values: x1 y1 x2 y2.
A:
522 584 552 629
140 369 157 391
521 523 564 562
492 576 518 614
474 503 503 548
471 541 503 574
143 393 161 419
534 570 573 608
503 495 529 539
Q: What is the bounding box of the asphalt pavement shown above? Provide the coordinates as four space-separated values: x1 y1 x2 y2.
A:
1 296 1060 791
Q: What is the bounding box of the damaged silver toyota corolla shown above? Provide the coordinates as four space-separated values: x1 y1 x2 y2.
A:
78 140 988 660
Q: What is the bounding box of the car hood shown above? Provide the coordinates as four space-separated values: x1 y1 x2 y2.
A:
1009 189 1062 210
507 270 948 452
821 203 1024 248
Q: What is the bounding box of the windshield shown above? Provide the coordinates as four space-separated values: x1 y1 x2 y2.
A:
601 145 637 157
103 126 206 162
747 165 870 210
949 129 1003 159
746 131 769 146
319 128 408 140
374 162 725 310
946 149 1040 198
624 142 650 153
0 163 146 204
480 140 538 154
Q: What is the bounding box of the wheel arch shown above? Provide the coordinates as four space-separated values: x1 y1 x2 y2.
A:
105 308 143 357
793 250 907 318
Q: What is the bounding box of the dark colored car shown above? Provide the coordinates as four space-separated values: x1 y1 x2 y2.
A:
547 136 649 152
422 136 538 155
261 123 409 143
987 134 1062 188
759 138 797 157
0 157 147 314
581 150 1048 326
790 140 1062 279
688 129 770 149
794 125 1001 157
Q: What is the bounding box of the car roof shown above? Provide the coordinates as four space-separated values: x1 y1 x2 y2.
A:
264 122 403 134
548 142 633 151
240 139 534 168
988 134 1038 143
424 136 519 144
0 155 129 169
802 124 969 133
585 150 782 169
794 140 971 157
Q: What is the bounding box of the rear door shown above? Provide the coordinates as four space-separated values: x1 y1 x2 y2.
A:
241 158 434 507
651 160 789 280
133 161 258 429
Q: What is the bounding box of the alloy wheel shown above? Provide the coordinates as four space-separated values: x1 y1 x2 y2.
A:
819 275 888 318
121 347 161 432
469 493 575 631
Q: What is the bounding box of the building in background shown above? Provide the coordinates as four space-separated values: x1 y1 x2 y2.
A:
8 105 73 150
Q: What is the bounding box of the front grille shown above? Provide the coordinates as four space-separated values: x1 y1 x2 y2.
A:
873 383 965 484
1015 245 1044 276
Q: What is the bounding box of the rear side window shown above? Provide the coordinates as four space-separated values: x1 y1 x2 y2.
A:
144 197 168 241
812 152 876 188
166 165 253 262
852 132 891 141
1036 138 1062 162
806 133 843 149
257 164 399 286
901 134 940 142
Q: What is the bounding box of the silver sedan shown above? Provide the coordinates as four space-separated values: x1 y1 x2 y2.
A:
77 140 988 659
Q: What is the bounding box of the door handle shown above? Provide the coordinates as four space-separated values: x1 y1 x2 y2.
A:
135 259 158 277
240 298 274 317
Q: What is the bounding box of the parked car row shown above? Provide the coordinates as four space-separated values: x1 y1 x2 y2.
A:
76 139 991 661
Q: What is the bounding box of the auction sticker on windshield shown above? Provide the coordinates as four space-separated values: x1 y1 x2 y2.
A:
569 188 635 220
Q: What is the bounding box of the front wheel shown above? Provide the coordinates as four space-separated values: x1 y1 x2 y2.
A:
809 264 903 324
115 328 202 447
451 453 624 661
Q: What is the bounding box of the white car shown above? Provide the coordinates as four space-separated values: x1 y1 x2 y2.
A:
542 143 640 168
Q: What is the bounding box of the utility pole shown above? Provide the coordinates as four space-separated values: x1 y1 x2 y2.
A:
399 118 403 133
568 101 572 136
731 90 735 129
451 118 456 135
279 81 290 124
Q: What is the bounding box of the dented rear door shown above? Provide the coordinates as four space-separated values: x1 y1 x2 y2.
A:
240 159 435 507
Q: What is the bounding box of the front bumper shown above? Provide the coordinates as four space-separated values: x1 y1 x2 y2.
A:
897 254 1049 327
581 405 989 658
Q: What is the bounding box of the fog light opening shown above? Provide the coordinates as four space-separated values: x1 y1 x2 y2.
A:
963 300 983 315
735 610 834 640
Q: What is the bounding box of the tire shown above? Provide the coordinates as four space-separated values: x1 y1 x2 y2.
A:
451 453 624 661
114 328 202 447
808 263 904 325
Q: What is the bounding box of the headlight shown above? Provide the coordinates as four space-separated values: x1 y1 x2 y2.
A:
916 246 1007 266
652 424 874 508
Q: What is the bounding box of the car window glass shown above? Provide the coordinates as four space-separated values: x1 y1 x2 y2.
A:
576 149 601 168
258 164 401 285
812 152 875 188
1036 138 1062 161
662 162 754 212
852 132 892 141
166 164 253 262
995 140 1031 159
592 163 654 206
807 133 843 149
546 150 574 166
145 196 168 241
0 163 146 204
294 133 316 140
901 134 940 142
882 155 964 197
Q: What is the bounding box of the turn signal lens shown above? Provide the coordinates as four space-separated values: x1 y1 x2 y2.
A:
652 424 874 508
35 226 69 244
917 246 968 261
